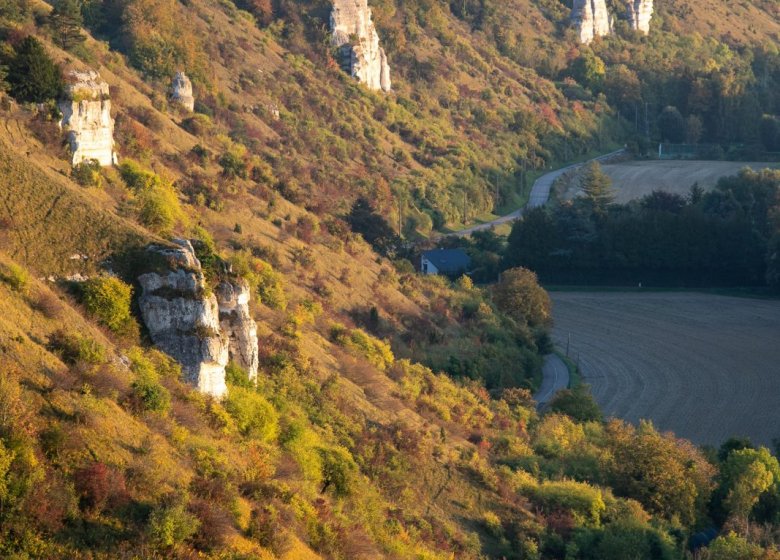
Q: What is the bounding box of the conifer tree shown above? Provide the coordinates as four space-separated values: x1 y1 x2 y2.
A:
49 0 86 50
7 36 63 103
579 161 614 210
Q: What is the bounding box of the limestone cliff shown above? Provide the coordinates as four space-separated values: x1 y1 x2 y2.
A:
170 71 195 112
330 0 391 92
58 70 117 167
216 280 259 383
572 0 612 44
625 0 653 34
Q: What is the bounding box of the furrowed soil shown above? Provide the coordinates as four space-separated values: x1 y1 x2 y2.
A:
550 291 780 446
561 161 780 204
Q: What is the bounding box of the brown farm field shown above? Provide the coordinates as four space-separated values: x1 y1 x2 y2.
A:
550 291 780 446
561 161 780 204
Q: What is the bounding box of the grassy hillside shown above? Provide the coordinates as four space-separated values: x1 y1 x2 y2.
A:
0 0 778 557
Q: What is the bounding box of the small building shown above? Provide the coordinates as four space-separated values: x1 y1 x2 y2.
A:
421 249 471 276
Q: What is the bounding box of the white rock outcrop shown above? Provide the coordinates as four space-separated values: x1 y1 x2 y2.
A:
330 0 391 92
572 0 612 44
137 239 261 397
216 280 259 383
625 0 653 34
58 70 117 166
170 71 195 112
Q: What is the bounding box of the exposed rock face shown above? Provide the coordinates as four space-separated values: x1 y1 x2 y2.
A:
58 70 117 166
330 0 391 92
625 0 653 34
572 0 612 44
137 240 261 397
138 240 229 398
216 280 259 383
170 71 195 112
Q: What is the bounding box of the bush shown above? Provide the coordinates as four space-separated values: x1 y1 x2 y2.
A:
224 386 278 441
73 462 127 513
71 159 102 187
229 252 287 310
119 161 185 234
48 330 106 365
81 276 135 334
148 502 199 550
0 262 30 294
330 324 394 370
549 385 602 422
128 348 171 413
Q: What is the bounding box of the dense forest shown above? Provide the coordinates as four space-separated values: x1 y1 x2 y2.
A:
0 0 778 557
503 166 780 288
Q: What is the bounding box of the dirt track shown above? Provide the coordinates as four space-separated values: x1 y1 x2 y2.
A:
562 161 779 204
551 292 780 446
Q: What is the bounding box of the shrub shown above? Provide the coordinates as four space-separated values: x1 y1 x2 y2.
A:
81 276 135 334
128 348 171 413
549 385 602 422
148 502 199 550
330 324 394 370
48 330 106 365
229 252 286 310
73 462 127 513
71 159 102 187
7 36 62 103
119 161 185 234
224 386 278 441
532 480 606 527
0 262 30 294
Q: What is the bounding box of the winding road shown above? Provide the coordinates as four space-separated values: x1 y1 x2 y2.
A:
450 149 626 238
534 354 570 410
447 149 625 405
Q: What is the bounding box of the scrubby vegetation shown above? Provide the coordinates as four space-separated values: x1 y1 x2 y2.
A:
0 0 778 557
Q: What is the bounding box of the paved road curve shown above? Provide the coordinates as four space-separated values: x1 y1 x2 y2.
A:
534 354 570 410
449 149 626 238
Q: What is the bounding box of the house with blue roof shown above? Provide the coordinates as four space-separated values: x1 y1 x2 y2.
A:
421 249 472 276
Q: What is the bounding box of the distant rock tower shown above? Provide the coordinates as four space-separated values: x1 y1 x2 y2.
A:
170 71 195 112
58 70 117 166
572 0 612 44
330 0 392 92
625 0 653 34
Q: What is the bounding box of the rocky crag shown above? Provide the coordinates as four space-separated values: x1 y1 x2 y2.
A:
216 280 259 383
170 71 195 112
330 0 391 92
572 0 612 44
626 0 653 34
58 70 117 166
137 240 259 398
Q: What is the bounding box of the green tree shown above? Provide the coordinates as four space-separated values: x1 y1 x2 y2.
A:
7 36 63 103
579 161 614 209
549 385 602 422
346 197 399 257
705 532 766 560
49 0 86 50
657 106 685 143
492 267 551 328
570 50 606 90
605 419 715 526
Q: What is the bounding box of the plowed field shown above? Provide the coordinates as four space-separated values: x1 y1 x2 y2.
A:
550 292 780 446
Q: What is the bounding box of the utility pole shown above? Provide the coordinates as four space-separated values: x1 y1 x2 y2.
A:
463 191 468 225
397 195 404 239
645 101 650 140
